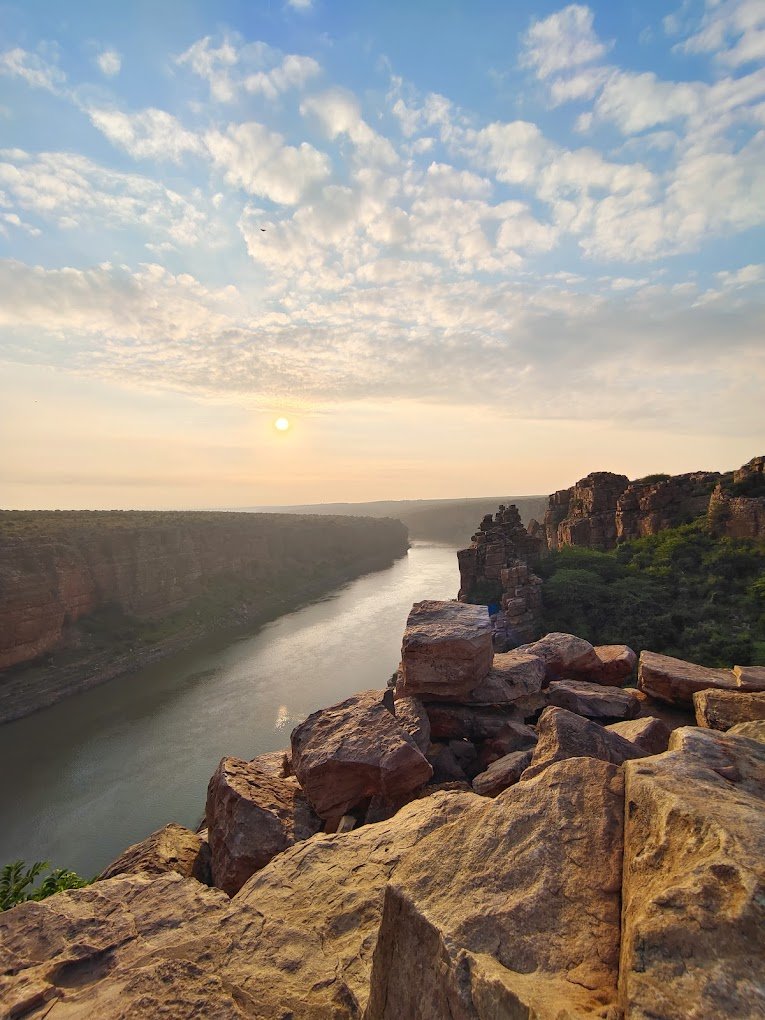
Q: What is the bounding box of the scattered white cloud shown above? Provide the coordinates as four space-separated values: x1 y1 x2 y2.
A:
96 49 121 76
176 36 239 102
244 54 320 99
520 4 609 79
87 107 204 162
0 47 65 93
301 88 398 166
286 0 314 11
675 0 765 67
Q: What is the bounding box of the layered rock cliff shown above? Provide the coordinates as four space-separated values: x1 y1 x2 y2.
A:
0 511 408 722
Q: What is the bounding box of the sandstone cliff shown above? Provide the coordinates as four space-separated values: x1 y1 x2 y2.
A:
0 511 408 722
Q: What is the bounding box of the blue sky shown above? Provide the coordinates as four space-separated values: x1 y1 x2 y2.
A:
1 0 763 508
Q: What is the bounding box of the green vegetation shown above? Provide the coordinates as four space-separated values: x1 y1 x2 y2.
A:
1 860 91 911
729 472 765 498
633 473 671 485
537 521 765 666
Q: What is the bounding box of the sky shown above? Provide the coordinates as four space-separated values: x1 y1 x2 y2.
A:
1 0 764 509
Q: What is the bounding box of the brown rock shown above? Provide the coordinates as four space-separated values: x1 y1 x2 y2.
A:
365 757 625 1019
398 600 493 698
392 695 430 753
577 644 637 685
291 689 432 820
471 750 533 797
519 631 600 679
99 823 211 885
638 650 765 706
424 702 521 742
620 726 765 1018
248 748 292 778
477 719 538 769
729 719 765 742
206 757 320 895
426 743 468 784
522 705 643 781
546 678 641 721
485 649 546 698
693 688 765 731
606 716 671 755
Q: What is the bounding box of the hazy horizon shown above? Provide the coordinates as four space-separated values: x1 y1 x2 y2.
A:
2 1 763 511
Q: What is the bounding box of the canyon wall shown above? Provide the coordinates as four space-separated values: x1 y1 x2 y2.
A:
0 511 408 721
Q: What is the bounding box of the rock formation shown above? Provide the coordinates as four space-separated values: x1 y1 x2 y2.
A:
708 454 765 539
0 511 409 722
1 598 764 1019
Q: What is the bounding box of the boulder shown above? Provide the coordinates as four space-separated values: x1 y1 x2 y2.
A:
248 748 292 778
206 757 321 895
424 703 520 743
546 678 641 722
638 650 765 706
0 791 477 1020
365 757 625 1019
482 649 546 699
522 706 643 781
447 740 480 780
471 750 533 797
606 716 671 756
729 719 765 742
291 689 432 820
620 727 765 1019
477 719 538 769
517 631 600 679
578 644 637 685
426 743 468 784
392 695 430 753
100 823 211 885
398 600 493 698
693 688 765 731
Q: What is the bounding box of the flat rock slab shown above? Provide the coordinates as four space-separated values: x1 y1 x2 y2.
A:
694 688 765 731
638 650 765 706
607 716 671 756
398 601 493 698
100 823 211 885
291 689 432 820
517 631 600 680
729 719 765 742
248 748 292 778
471 750 532 797
206 757 321 895
365 757 625 1019
546 678 641 722
581 644 637 685
620 727 765 1019
522 705 644 781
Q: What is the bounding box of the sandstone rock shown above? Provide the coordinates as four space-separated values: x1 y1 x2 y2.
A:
638 650 765 706
392 695 430 753
99 823 211 884
620 726 765 1018
546 678 641 722
477 719 538 769
522 706 643 781
519 631 600 679
248 748 292 778
471 750 533 797
693 688 765 731
424 702 520 743
578 644 637 684
729 719 765 742
291 689 432 820
365 757 625 1019
398 600 493 698
487 649 546 697
206 757 321 895
606 716 671 756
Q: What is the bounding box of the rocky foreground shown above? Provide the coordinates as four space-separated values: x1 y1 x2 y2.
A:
1 602 764 1019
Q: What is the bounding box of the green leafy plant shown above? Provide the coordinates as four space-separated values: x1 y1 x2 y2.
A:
0 860 90 911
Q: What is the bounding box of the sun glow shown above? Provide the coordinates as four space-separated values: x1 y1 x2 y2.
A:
274 417 290 431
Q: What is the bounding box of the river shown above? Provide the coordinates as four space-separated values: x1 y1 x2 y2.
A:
0 542 459 877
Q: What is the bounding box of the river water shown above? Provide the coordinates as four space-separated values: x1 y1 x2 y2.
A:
0 542 459 877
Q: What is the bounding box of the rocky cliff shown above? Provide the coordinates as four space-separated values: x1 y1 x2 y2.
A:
530 455 764 552
2 606 764 1018
0 511 408 722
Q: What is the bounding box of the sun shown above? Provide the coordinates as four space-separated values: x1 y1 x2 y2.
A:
274 417 290 432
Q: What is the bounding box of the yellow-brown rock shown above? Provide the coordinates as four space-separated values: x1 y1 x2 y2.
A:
546 678 641 721
606 716 670 755
693 688 765 731
99 822 211 884
637 649 765 706
519 631 601 679
619 726 765 1019
398 600 493 698
522 706 643 781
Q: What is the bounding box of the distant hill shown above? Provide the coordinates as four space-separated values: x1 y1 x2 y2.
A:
237 496 548 547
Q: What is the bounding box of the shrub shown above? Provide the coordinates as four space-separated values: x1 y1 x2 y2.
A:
0 860 91 911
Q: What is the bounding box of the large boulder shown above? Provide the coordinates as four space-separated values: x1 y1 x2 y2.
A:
619 727 765 1019
392 696 430 753
477 719 538 769
517 632 600 680
729 719 765 742
522 705 643 781
248 748 292 778
291 689 432 821
693 688 765 731
546 678 641 722
100 823 211 885
365 757 626 1019
206 757 321 895
471 750 533 797
397 601 493 698
578 644 637 685
638 650 765 706
606 716 671 756
424 703 521 743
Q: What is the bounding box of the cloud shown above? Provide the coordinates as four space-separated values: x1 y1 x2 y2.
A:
176 36 239 101
96 49 121 76
301 88 398 166
520 4 609 79
675 0 765 67
0 47 65 93
206 121 331 204
244 54 320 99
87 107 204 162
286 0 313 10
